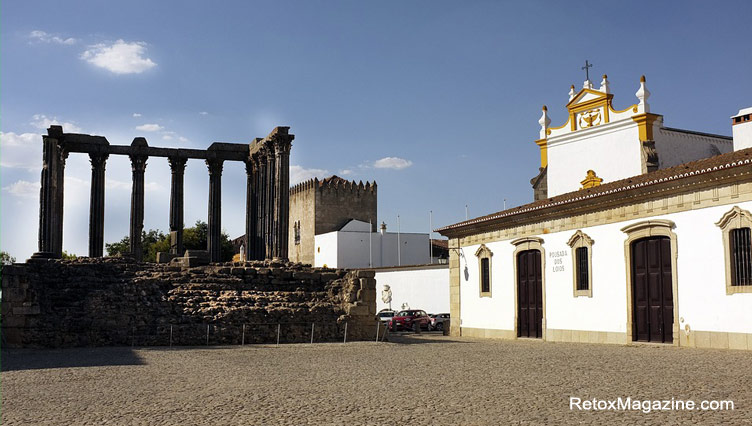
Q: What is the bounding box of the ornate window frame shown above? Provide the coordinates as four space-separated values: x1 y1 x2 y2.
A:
475 244 493 298
715 206 752 294
511 237 546 340
621 219 679 345
567 230 594 298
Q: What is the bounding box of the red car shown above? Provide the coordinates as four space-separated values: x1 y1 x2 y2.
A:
388 310 431 331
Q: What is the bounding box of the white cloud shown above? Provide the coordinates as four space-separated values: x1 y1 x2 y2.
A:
29 30 76 45
106 178 162 193
31 114 82 133
373 157 413 170
0 132 42 170
2 180 39 199
0 131 37 148
178 136 189 142
135 123 163 132
80 40 156 75
199 111 209 116
340 169 354 176
290 165 330 185
132 113 142 118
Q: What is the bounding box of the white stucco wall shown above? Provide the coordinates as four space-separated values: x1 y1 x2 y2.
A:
374 265 449 314
547 120 644 197
732 117 752 151
314 231 430 269
459 201 752 336
314 232 339 268
654 127 733 169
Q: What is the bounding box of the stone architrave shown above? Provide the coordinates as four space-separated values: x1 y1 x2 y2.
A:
206 158 224 263
168 157 187 255
129 138 149 262
88 152 109 257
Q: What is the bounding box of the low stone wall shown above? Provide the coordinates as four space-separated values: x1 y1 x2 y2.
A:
1 258 377 347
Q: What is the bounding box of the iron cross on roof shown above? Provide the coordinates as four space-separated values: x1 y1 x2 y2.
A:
582 60 593 81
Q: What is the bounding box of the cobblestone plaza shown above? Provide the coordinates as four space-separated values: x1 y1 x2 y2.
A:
3 335 751 425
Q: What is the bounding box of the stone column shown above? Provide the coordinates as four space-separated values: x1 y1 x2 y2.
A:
265 144 276 258
256 151 267 260
33 134 62 259
244 158 257 262
129 153 148 262
88 152 108 257
168 157 187 255
272 137 292 261
53 144 69 259
206 158 224 263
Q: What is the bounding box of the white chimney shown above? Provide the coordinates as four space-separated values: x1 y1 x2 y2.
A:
732 107 752 151
380 221 387 235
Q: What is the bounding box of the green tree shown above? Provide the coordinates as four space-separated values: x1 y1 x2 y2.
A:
61 250 77 260
105 230 168 262
0 251 15 265
0 251 15 274
105 236 131 258
105 221 234 262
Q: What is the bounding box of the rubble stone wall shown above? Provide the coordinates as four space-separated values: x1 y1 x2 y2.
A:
1 258 377 347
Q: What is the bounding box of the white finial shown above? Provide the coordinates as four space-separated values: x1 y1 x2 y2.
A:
568 85 576 101
539 105 550 139
599 74 610 94
583 79 593 90
635 75 650 113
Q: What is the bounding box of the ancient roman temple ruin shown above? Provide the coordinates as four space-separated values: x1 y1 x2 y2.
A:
31 125 295 263
1 125 379 348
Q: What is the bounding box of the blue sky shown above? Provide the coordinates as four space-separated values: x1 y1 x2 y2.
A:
2 1 751 260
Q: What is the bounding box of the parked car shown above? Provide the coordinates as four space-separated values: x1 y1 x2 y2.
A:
388 310 431 331
429 313 450 331
376 310 396 324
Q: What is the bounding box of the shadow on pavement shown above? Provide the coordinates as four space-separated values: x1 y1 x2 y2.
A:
384 332 470 345
1 347 145 372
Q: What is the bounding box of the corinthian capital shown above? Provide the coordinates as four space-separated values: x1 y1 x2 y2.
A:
206 158 224 176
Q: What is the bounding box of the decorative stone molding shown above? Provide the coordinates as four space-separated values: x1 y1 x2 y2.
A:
475 244 493 298
567 230 594 297
715 206 752 294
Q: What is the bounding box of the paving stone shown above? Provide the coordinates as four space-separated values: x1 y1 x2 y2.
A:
2 336 750 425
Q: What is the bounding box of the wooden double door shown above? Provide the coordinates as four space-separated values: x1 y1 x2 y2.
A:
517 249 543 338
631 236 674 343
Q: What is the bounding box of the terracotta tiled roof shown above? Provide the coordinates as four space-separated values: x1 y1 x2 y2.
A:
318 175 351 186
437 147 752 233
430 239 449 249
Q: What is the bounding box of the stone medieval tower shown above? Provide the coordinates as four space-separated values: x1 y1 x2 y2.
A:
288 176 377 265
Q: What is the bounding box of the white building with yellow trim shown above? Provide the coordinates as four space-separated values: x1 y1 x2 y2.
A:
438 76 752 350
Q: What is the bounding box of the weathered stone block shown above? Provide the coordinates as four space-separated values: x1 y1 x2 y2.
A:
355 270 375 279
4 288 27 302
156 252 178 264
13 305 40 315
348 304 370 316
320 272 339 282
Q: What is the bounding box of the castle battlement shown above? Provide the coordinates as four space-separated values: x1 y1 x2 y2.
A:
290 175 377 196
